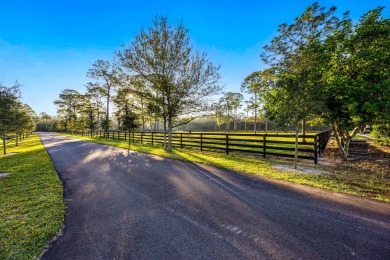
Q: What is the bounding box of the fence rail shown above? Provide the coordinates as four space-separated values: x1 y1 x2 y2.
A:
69 130 332 164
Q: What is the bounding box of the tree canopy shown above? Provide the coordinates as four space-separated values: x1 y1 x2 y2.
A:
0 81 35 154
253 2 390 159
117 16 221 151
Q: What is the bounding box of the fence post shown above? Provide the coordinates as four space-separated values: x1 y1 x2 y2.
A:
200 134 203 151
263 134 267 158
124 132 127 141
318 133 323 157
314 135 318 164
225 134 229 155
180 133 182 148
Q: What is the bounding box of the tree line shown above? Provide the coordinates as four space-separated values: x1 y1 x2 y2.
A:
0 82 35 154
51 3 389 159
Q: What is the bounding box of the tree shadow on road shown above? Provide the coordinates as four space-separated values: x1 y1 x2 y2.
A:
108 150 157 171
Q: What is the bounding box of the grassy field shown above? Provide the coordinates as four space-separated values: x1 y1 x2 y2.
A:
64 133 390 202
0 133 64 259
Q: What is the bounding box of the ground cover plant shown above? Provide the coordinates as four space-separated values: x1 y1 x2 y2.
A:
64 132 390 202
0 133 64 259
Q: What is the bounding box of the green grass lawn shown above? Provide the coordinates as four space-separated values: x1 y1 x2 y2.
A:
64 133 390 202
0 133 64 259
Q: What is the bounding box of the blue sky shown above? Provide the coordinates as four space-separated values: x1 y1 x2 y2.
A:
0 0 388 115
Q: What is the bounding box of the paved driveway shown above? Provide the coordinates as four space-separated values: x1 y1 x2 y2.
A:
40 133 390 259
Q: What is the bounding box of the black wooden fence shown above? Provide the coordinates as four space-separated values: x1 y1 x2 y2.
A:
69 130 332 164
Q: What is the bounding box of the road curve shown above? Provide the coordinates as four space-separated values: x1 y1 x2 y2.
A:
40 132 390 259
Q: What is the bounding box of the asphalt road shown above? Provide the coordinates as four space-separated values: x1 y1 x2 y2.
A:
40 132 390 259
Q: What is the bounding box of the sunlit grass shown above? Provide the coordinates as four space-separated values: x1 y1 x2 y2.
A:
64 133 390 202
0 133 64 259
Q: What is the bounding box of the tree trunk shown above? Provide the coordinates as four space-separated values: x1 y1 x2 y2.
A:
128 129 131 156
301 118 306 142
345 126 360 156
226 108 230 132
332 123 348 160
254 93 257 134
141 102 145 132
167 116 173 153
15 134 18 146
106 91 110 141
294 126 299 169
163 115 167 150
2 131 6 154
234 108 237 131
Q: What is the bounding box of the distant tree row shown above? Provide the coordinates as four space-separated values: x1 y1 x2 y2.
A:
243 3 390 159
0 82 35 154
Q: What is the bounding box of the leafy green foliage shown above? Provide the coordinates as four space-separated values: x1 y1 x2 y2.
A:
0 82 35 154
255 3 389 159
372 124 390 146
86 60 119 134
322 7 390 157
117 16 221 152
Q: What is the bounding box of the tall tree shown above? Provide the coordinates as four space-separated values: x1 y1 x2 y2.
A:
39 112 51 131
86 82 106 130
118 16 221 152
261 2 339 167
0 82 21 154
219 92 243 131
14 104 35 145
219 93 232 131
241 72 262 133
322 7 390 158
231 93 244 131
147 101 162 131
54 89 83 131
241 70 274 133
120 102 139 154
87 60 119 138
212 102 225 131
80 93 100 137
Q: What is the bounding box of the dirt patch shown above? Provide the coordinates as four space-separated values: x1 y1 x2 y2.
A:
272 164 331 175
320 138 390 178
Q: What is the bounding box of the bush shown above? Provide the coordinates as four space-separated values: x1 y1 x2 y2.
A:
372 124 390 146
